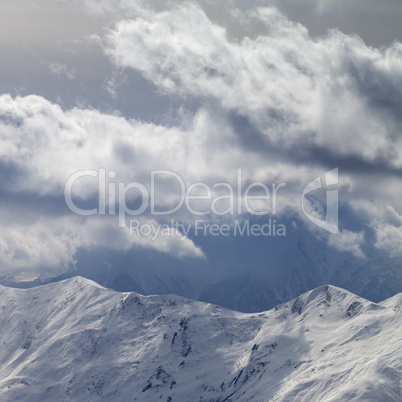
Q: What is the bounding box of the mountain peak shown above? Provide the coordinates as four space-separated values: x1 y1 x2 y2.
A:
38 275 108 293
280 284 380 319
62 276 107 289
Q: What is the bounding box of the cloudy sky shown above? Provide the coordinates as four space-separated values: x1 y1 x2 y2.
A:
1 0 402 291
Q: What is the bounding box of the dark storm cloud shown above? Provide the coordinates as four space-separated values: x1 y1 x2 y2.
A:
228 111 402 179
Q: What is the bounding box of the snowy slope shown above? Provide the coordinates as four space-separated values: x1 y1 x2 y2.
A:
0 277 400 401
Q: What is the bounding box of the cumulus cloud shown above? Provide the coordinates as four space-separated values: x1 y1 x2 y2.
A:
105 3 402 167
0 209 204 272
0 90 332 271
327 229 365 258
1 1 402 274
0 93 311 210
0 94 213 270
373 224 402 258
350 200 402 258
0 217 79 271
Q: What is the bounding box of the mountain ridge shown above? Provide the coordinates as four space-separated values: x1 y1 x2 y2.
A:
0 277 400 401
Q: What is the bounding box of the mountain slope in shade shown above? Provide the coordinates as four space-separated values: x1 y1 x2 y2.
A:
0 277 401 401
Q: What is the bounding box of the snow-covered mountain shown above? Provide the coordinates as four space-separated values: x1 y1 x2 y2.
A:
0 277 400 401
